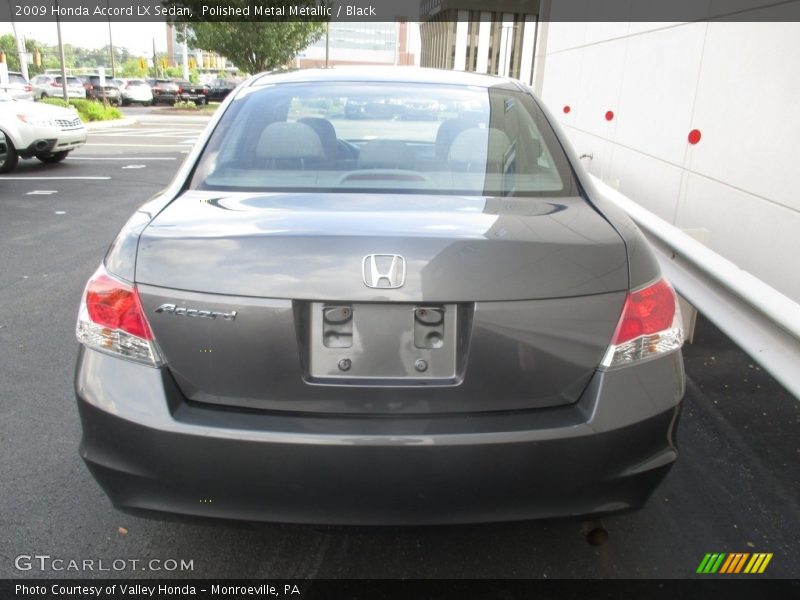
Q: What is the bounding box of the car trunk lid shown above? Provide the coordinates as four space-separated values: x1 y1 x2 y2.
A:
135 191 628 414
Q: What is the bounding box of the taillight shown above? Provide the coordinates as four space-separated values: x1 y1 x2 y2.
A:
125 82 131 89
600 278 683 369
24 84 32 92
76 265 162 366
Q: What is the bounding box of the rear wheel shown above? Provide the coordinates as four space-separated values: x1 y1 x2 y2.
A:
121 98 131 107
0 136 19 173
35 150 70 164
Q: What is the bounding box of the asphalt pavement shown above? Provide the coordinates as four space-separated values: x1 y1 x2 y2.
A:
0 111 798 580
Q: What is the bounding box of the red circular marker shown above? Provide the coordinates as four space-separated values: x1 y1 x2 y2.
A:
605 110 615 121
688 129 702 144
563 105 571 114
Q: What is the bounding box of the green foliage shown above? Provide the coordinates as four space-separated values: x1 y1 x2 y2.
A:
165 2 325 73
173 100 198 110
40 97 70 108
120 58 147 78
0 35 133 76
41 97 123 122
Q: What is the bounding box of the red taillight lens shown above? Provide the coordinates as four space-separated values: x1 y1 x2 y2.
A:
77 266 161 366
612 279 676 345
125 82 131 88
85 274 153 340
601 277 683 369
24 84 32 92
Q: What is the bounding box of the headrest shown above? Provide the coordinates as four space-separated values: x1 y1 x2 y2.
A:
448 127 512 167
298 117 338 157
256 122 324 160
435 117 484 160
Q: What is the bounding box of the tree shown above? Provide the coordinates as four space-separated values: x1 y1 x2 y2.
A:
121 58 148 78
164 1 325 73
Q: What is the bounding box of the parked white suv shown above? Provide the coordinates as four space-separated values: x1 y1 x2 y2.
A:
0 71 34 101
113 78 153 106
0 91 87 173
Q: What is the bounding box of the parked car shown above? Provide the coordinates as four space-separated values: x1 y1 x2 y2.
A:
146 78 180 105
75 68 685 525
0 71 34 101
0 90 86 173
31 74 86 100
174 80 209 105
207 77 237 102
113 78 153 106
79 75 121 104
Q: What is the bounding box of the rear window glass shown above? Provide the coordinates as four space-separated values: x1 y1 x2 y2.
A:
9 74 27 84
127 79 146 86
190 82 578 197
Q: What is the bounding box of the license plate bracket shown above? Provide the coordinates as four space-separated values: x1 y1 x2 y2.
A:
307 302 458 383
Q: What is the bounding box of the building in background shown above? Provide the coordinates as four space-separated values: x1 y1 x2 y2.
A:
419 1 538 85
298 22 415 68
533 10 800 304
165 23 234 75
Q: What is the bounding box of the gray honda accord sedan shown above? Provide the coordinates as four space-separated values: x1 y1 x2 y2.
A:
75 68 685 524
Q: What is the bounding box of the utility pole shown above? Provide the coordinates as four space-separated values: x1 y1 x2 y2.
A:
182 40 189 81
55 0 69 102
152 38 158 78
107 0 116 78
325 22 330 68
8 4 29 80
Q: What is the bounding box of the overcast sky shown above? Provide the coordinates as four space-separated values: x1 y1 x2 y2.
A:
0 21 169 56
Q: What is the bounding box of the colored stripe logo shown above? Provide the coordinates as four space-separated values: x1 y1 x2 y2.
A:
696 553 773 574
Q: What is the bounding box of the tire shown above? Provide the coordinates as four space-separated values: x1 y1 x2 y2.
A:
121 98 131 107
0 135 19 174
142 101 152 107
35 150 70 164
40 92 49 100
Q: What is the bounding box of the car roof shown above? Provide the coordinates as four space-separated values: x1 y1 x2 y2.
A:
248 67 523 90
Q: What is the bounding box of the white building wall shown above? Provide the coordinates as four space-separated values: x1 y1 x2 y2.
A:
535 9 800 303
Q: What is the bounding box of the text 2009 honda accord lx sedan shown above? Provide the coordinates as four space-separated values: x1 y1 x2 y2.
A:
75 68 685 525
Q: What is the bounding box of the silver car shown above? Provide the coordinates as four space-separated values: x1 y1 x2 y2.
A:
75 68 686 525
31 74 86 100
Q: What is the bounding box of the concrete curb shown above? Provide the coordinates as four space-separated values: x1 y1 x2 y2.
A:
85 118 137 130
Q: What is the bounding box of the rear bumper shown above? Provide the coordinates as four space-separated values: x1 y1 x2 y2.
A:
76 347 685 525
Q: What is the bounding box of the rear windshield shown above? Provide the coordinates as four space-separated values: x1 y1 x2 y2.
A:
55 76 82 85
127 79 147 86
190 82 578 197
9 73 27 84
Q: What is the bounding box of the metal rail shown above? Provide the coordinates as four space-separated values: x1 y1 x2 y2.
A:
591 176 800 400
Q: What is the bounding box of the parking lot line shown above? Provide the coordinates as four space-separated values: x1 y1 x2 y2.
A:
84 143 189 147
68 157 177 161
0 176 111 180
